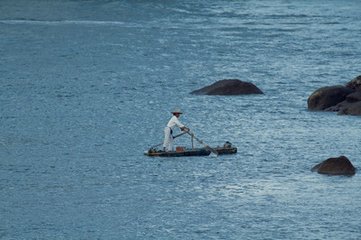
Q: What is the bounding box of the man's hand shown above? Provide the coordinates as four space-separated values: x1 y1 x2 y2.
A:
181 127 190 132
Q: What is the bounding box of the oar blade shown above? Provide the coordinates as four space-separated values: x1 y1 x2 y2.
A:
186 131 218 157
206 146 218 157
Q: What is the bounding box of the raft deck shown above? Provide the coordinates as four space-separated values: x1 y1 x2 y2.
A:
145 143 237 157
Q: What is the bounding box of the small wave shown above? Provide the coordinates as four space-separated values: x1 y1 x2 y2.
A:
0 19 129 26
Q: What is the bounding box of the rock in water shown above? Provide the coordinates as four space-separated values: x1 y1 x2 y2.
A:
190 79 263 95
307 85 354 110
307 75 361 115
346 75 361 91
330 99 361 116
311 156 356 176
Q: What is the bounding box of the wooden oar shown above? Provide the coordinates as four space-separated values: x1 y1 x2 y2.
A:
186 131 218 157
149 131 187 149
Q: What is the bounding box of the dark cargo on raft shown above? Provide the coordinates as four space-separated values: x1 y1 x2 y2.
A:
145 141 237 157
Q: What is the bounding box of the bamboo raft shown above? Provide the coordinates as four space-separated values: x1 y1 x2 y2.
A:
145 141 237 157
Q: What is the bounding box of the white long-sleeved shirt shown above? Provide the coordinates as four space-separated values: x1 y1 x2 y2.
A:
166 116 185 130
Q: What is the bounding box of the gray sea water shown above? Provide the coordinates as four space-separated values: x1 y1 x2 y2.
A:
1 1 361 239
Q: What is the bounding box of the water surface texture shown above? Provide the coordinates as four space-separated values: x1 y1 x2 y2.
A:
1 1 361 239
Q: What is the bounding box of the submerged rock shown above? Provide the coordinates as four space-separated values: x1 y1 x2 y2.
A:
190 79 263 95
311 156 356 176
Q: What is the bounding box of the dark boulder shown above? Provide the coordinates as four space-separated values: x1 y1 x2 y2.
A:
346 75 361 91
307 85 354 110
311 156 356 176
346 91 361 102
190 79 263 95
337 101 361 115
308 75 361 116
325 92 361 114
